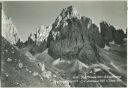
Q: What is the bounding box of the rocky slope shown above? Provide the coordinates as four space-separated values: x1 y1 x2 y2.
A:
1 37 70 87
51 55 126 87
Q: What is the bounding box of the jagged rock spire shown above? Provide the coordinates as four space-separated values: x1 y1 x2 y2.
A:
29 25 52 44
53 6 81 29
60 5 81 19
2 10 20 44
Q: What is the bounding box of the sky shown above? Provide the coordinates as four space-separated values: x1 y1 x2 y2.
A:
3 1 127 41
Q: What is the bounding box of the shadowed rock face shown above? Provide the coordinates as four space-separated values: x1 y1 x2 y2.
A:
100 21 115 45
87 23 105 48
47 6 102 65
114 29 126 44
100 21 126 45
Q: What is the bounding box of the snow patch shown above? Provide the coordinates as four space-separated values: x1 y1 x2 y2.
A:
94 68 101 72
32 72 39 76
42 71 51 79
52 58 71 66
52 58 61 65
7 58 12 62
99 63 110 70
71 60 89 72
74 60 89 69
38 62 45 71
16 82 19 85
104 44 110 50
109 40 115 44
25 52 36 61
5 74 9 77
29 70 32 73
60 59 71 64
110 62 120 71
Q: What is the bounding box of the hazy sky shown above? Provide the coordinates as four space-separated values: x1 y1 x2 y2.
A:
3 1 127 41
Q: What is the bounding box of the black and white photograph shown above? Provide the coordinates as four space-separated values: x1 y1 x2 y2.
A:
1 1 127 87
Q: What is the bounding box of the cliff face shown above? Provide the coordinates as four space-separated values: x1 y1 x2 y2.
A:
47 6 102 65
2 10 20 44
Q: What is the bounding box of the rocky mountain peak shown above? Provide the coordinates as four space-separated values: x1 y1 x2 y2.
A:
47 6 103 65
53 6 81 29
2 10 20 44
29 25 52 43
60 6 81 19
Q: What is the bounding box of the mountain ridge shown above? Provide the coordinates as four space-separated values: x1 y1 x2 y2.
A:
1 5 127 87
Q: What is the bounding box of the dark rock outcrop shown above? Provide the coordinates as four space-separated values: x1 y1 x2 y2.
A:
100 21 126 45
87 23 104 48
114 29 126 44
